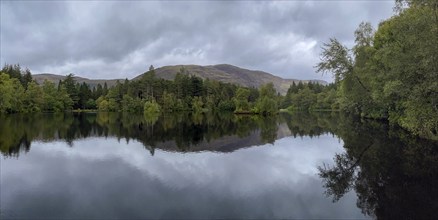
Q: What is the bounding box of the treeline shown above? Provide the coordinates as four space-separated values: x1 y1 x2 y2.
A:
0 64 108 113
0 64 71 113
0 65 287 115
0 64 336 116
95 66 284 115
280 82 337 111
313 0 438 140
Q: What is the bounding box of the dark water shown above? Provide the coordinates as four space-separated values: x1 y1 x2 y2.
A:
0 112 437 219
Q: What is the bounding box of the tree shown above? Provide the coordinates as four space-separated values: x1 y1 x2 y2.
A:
161 91 177 112
78 82 92 109
316 24 374 114
315 1 438 139
290 87 317 110
21 68 33 90
122 94 143 112
103 82 108 96
95 84 103 99
144 100 161 114
259 83 276 99
0 73 15 113
24 81 43 112
58 84 73 110
190 75 203 97
256 83 278 115
234 87 251 112
62 74 79 107
256 97 278 115
106 81 123 110
42 80 63 112
97 97 110 111
2 64 22 83
316 39 353 83
191 96 204 113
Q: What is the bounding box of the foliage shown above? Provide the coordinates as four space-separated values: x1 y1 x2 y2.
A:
316 1 438 140
144 100 161 114
0 63 334 117
191 96 205 113
42 80 73 112
233 87 251 112
0 73 18 113
252 83 279 115
281 82 337 111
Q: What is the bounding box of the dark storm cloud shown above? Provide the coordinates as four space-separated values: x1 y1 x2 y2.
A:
1 1 394 81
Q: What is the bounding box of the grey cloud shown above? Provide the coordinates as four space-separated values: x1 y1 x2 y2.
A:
1 1 394 81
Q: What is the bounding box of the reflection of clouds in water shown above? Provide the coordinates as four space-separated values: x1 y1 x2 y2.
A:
1 135 364 219
22 136 344 188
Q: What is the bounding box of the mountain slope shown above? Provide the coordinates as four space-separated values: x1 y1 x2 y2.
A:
134 64 326 95
33 64 327 94
32 74 122 88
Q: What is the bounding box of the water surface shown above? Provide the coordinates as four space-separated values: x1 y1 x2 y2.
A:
1 112 436 219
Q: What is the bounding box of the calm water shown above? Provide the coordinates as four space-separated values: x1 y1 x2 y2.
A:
0 112 437 219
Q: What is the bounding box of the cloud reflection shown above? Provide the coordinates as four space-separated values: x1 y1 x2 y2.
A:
1 135 366 219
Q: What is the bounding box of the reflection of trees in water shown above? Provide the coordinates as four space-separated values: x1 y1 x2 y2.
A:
256 116 278 144
2 112 436 217
283 112 340 138
0 112 282 157
317 115 438 219
0 113 75 156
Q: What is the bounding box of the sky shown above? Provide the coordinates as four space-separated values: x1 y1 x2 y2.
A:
1 1 395 82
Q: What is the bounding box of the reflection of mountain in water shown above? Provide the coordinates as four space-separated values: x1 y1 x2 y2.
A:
0 112 356 157
1 113 299 157
1 111 437 218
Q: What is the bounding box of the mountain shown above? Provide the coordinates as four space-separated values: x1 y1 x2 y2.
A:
32 74 122 88
33 64 327 94
135 64 327 95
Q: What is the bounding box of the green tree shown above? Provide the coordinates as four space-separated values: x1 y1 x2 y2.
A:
21 68 33 90
42 80 63 112
58 84 74 110
23 81 43 112
256 83 278 115
290 87 317 110
316 1 438 139
62 74 80 108
97 97 110 111
161 91 177 112
122 94 144 112
144 100 161 114
0 73 15 113
1 64 23 83
234 87 251 112
78 82 92 109
191 96 204 113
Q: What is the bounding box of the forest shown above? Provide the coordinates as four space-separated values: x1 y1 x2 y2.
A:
0 64 282 115
0 0 436 140
0 63 337 115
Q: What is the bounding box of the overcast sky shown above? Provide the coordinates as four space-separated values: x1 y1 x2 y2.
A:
1 1 394 81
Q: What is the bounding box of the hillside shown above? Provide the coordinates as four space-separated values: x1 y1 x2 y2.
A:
32 74 122 88
33 64 327 94
135 64 327 95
